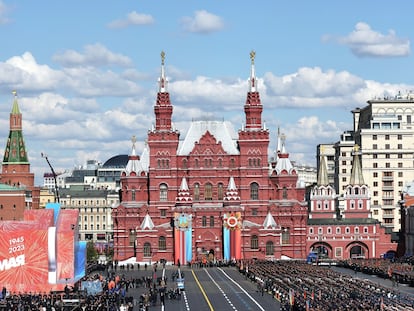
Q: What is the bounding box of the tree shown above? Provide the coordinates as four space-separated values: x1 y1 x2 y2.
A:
87 241 98 262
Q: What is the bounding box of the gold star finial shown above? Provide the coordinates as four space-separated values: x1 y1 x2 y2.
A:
12 90 17 97
250 50 256 65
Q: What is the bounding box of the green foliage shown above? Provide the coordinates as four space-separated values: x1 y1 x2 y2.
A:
86 240 98 262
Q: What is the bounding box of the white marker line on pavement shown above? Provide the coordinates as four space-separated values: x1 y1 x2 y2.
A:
217 267 266 311
204 268 238 311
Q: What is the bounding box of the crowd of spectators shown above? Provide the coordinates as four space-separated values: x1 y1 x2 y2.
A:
338 257 414 286
240 259 414 311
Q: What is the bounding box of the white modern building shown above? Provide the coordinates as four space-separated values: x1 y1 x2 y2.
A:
321 93 414 234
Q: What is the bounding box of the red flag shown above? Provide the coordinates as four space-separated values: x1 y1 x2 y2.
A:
304 291 307 299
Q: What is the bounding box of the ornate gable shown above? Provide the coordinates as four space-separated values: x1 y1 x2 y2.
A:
190 131 227 155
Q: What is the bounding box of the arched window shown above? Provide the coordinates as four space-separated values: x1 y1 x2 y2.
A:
158 236 166 251
218 183 224 200
182 159 187 169
250 182 259 200
159 183 168 201
202 216 207 227
250 235 259 249
209 216 214 227
205 183 213 200
265 241 274 256
194 183 200 201
131 189 136 201
143 242 151 257
281 228 290 245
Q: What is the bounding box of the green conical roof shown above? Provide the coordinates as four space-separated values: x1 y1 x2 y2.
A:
2 91 29 164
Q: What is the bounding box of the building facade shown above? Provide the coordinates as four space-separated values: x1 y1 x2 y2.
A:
308 145 396 259
58 188 118 248
318 95 414 235
112 52 309 263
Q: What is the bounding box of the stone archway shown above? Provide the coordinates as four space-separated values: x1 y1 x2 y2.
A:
309 242 333 259
346 242 369 259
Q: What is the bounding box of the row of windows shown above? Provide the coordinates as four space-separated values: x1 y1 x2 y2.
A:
82 215 106 222
373 154 404 159
137 233 290 257
81 224 107 230
181 158 237 169
115 153 259 172
159 182 260 201
372 143 403 149
60 200 116 206
372 162 405 169
309 226 369 235
372 134 403 140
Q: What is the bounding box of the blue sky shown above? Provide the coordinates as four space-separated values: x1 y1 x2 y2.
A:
0 0 413 185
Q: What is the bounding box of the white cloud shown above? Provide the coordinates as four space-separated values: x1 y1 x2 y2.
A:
2 46 414 185
323 22 410 57
180 10 225 34
53 43 133 68
171 76 244 107
0 52 65 91
107 11 154 29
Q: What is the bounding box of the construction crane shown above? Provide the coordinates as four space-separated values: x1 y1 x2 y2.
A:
41 153 60 203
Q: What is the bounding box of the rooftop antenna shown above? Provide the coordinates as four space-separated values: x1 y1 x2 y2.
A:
41 153 60 203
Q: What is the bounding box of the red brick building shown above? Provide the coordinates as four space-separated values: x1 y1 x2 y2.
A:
307 146 397 260
112 52 396 264
0 91 40 220
112 52 307 264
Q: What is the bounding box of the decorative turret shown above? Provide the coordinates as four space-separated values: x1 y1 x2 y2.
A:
224 176 241 202
1 91 35 190
3 91 29 165
274 132 295 175
175 177 192 205
309 146 337 218
244 50 263 130
119 136 148 202
349 144 364 186
342 144 370 218
263 211 278 229
154 51 173 131
317 146 329 187
140 213 155 230
124 136 145 176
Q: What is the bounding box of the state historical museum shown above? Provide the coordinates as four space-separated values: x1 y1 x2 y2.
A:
112 51 396 264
